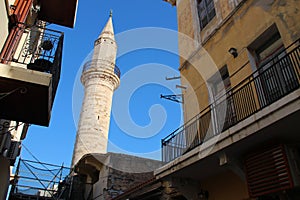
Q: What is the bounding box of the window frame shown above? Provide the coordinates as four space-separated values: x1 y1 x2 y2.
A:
197 0 216 30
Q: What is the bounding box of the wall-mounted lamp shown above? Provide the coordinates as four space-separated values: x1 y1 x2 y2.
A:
228 47 238 58
198 189 209 199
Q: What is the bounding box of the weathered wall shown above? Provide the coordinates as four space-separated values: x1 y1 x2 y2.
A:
177 0 300 122
104 167 154 199
72 63 120 167
78 153 162 200
0 0 9 52
73 76 115 165
0 156 10 200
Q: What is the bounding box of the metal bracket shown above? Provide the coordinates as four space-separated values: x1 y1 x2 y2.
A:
165 76 181 80
0 87 27 101
160 94 183 103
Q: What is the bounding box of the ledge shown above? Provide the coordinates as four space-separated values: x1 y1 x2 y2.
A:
0 63 51 86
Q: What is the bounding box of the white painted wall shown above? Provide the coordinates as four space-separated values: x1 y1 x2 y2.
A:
0 0 9 51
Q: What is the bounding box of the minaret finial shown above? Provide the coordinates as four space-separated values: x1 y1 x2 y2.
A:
109 9 113 17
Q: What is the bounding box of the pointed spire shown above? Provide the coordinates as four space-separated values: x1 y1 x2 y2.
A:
98 11 115 40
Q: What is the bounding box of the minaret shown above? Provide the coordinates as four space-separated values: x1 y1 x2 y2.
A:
71 12 120 167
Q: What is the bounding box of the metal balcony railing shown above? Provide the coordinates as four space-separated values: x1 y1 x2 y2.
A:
0 22 64 105
83 59 121 78
162 39 300 163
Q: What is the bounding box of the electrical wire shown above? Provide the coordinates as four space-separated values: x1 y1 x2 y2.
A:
21 143 59 177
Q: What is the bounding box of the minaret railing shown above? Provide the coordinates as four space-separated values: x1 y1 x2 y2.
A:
82 59 121 78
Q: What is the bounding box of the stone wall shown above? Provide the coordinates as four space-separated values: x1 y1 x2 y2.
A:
74 153 162 200
104 167 154 199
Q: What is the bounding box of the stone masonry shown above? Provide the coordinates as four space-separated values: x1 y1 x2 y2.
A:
71 14 120 167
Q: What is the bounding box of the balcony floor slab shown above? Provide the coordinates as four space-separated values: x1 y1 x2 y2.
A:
0 64 52 126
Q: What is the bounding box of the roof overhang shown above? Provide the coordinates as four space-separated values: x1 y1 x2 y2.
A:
38 0 78 28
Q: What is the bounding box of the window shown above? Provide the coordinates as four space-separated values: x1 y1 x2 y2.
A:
209 65 231 99
208 66 235 133
248 25 283 68
255 32 283 67
197 0 216 29
249 24 299 106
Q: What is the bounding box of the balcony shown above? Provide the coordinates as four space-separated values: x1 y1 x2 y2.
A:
82 59 121 79
162 39 300 163
0 23 64 126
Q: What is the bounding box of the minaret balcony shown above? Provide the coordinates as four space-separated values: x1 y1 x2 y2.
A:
82 59 121 79
0 22 64 126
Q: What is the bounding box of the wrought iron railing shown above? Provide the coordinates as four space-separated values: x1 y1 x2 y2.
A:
83 59 121 78
162 39 300 162
0 22 64 105
9 159 71 200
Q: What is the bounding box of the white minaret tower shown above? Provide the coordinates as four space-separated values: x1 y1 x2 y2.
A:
72 12 120 167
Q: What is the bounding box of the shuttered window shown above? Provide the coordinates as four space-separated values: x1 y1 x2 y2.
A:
197 0 216 29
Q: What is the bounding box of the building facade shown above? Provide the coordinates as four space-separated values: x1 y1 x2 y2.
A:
0 0 77 199
115 0 300 199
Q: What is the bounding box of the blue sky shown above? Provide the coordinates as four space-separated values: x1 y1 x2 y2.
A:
21 0 181 167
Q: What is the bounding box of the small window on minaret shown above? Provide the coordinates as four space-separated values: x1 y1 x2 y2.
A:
98 116 100 120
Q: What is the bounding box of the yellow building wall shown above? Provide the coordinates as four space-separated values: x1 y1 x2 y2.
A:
177 0 198 66
177 0 300 122
202 170 250 200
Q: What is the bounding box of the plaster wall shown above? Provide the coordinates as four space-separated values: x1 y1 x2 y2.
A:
0 156 10 200
177 0 300 121
201 170 249 200
93 166 109 200
0 0 9 52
